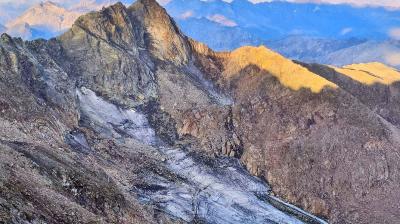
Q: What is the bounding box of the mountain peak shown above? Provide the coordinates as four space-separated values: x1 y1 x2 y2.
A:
101 1 126 12
129 0 192 64
30 1 66 14
39 1 59 7
65 2 140 51
5 1 80 39
0 33 12 43
136 0 163 8
62 0 191 66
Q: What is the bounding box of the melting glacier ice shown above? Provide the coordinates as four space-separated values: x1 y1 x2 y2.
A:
77 87 327 224
77 87 157 145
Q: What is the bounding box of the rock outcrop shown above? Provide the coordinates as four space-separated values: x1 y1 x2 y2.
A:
0 0 400 223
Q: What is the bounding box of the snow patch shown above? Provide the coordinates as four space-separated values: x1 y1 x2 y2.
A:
207 14 237 27
77 87 156 145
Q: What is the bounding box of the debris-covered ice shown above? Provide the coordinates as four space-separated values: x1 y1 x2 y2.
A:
77 87 327 224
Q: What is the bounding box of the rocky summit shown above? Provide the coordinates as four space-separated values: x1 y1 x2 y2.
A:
0 0 400 223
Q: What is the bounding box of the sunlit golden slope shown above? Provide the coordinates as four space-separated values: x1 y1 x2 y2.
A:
331 62 400 86
218 46 338 93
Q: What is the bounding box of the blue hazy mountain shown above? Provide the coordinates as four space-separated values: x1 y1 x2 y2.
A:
165 0 400 68
319 39 400 67
265 36 367 61
177 17 264 50
265 36 400 68
165 0 400 41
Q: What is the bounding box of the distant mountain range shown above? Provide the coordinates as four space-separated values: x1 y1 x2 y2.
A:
165 0 400 68
165 0 400 40
4 2 81 39
318 40 400 67
266 37 400 68
0 0 399 68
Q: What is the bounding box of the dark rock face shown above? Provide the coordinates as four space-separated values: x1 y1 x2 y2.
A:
0 0 400 223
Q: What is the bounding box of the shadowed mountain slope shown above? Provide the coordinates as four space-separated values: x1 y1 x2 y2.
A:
298 61 400 128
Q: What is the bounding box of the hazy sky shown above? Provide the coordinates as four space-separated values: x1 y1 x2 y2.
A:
1 0 400 8
162 0 400 8
250 0 400 8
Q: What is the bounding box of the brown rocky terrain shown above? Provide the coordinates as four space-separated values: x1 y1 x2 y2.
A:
0 0 400 223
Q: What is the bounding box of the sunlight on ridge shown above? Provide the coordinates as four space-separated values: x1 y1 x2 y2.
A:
220 46 338 93
332 62 400 86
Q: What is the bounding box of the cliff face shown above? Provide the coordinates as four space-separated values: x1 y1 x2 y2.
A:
0 0 400 224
